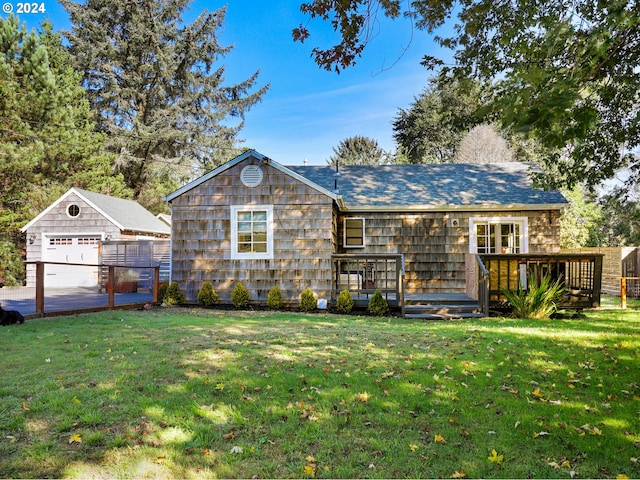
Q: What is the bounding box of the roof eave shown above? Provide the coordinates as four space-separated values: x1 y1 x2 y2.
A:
338 203 568 213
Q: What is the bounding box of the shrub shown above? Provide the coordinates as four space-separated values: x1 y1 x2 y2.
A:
368 290 389 316
197 281 219 307
231 282 251 309
299 287 317 312
501 273 566 319
336 289 354 313
157 282 169 303
163 282 186 306
267 285 284 310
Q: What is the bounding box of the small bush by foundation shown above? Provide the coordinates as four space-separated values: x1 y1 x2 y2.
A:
299 287 317 312
231 282 251 309
163 282 186 306
336 289 354 313
267 285 284 310
368 290 389 316
197 281 219 307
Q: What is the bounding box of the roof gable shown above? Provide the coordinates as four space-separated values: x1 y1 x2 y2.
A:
21 188 171 235
163 150 340 203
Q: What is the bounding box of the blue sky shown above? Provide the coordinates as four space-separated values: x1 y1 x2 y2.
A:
5 0 450 165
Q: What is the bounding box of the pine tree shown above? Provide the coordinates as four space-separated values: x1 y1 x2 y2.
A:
327 136 388 166
61 0 269 208
0 16 127 284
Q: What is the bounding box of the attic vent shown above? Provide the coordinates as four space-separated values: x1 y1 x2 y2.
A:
240 165 263 187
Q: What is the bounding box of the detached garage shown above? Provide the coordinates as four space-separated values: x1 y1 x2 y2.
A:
21 188 170 288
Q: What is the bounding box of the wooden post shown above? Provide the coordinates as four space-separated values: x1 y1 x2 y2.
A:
621 277 627 309
107 266 115 309
592 254 603 307
153 266 160 303
35 261 44 315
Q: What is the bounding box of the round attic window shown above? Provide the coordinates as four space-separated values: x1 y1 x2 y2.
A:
67 204 80 217
240 165 263 187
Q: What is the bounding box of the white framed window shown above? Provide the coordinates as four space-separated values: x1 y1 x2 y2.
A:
231 205 273 259
469 217 528 254
343 217 365 248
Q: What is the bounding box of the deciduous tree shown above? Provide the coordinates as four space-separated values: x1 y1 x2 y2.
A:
454 124 513 164
295 0 640 189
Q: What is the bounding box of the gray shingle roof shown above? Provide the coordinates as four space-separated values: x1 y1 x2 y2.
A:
75 188 171 235
288 163 567 209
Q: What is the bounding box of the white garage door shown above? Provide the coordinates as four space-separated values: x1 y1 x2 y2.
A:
44 236 101 287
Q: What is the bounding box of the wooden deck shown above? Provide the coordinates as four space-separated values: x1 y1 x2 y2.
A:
333 253 604 319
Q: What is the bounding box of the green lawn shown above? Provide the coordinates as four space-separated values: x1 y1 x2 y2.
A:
1 306 639 478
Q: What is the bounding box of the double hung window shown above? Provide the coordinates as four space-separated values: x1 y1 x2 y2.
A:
231 205 273 259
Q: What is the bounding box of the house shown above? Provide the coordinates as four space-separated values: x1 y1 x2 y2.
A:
21 188 171 288
163 150 568 307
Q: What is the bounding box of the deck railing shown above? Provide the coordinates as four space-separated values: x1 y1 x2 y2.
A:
476 254 490 317
479 253 604 309
331 254 405 314
10 262 161 318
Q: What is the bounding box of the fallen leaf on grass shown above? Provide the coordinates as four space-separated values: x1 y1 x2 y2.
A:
409 443 419 452
451 470 466 478
356 392 370 402
434 434 447 444
153 456 166 464
534 431 551 438
68 433 82 444
303 457 317 477
488 449 504 465
532 388 545 399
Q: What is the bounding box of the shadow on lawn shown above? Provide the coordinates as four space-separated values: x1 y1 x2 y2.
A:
2 308 639 478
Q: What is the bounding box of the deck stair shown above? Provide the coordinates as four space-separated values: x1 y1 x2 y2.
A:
404 293 485 320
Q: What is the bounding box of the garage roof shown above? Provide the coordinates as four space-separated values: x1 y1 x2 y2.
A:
21 188 171 236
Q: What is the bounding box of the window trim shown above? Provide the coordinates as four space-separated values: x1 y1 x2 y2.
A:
343 217 365 248
230 205 274 260
469 217 528 254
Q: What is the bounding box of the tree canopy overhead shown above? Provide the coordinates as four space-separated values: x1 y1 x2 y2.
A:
62 0 269 210
294 0 640 189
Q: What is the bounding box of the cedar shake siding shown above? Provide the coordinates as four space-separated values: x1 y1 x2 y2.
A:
337 210 561 294
165 150 567 304
169 160 336 304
